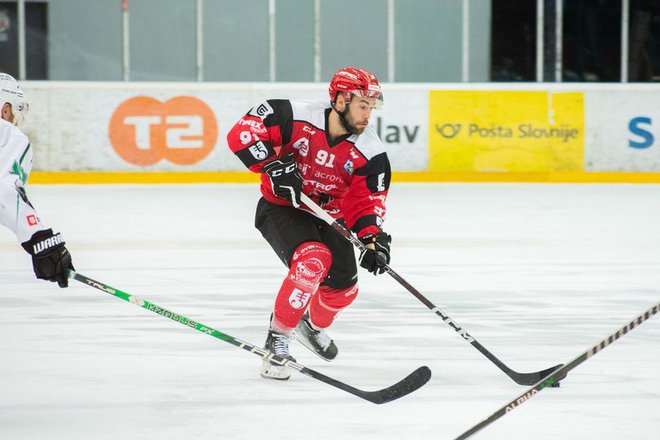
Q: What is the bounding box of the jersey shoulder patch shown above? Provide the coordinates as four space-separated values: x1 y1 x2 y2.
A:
248 101 275 119
248 99 292 124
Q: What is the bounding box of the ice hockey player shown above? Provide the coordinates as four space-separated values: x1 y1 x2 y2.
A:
227 67 392 380
0 73 74 288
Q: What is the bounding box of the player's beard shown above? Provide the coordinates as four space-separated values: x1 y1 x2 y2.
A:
342 109 368 135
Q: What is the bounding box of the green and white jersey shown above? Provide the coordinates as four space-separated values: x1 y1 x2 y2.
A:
0 118 48 244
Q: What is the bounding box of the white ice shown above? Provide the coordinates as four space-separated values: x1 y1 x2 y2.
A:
1 183 659 440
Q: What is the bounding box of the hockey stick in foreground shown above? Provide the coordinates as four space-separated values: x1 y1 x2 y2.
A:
70 271 431 404
455 300 660 440
301 193 562 386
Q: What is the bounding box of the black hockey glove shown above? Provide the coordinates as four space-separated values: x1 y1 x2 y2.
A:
262 152 303 208
358 231 391 275
22 229 74 288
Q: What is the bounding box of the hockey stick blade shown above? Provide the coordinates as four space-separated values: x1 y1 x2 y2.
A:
506 363 565 386
301 193 562 387
455 301 660 439
70 271 431 404
357 366 431 404
373 365 432 404
301 365 432 405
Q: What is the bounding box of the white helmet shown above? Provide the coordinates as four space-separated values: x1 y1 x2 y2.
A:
0 73 29 125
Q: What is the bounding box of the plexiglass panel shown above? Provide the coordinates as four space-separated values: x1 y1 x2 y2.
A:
320 0 388 82
275 0 315 81
129 0 197 81
16 0 655 83
48 0 122 80
203 0 270 81
395 0 462 82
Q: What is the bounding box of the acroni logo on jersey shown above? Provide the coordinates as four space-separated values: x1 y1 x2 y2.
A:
628 116 655 149
109 96 218 166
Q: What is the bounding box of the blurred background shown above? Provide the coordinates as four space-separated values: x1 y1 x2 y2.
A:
0 0 658 180
0 0 658 83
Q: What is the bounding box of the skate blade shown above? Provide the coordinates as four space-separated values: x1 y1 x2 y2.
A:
295 337 337 362
260 362 291 381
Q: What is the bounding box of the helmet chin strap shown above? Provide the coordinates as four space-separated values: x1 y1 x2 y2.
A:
331 99 357 135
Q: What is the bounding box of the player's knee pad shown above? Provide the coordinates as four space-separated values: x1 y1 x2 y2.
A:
308 284 359 329
273 242 333 330
288 242 332 289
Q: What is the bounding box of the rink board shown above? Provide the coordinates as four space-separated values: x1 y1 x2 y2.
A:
19 81 660 183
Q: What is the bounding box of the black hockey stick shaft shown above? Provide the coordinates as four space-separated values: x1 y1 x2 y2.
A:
455 301 660 440
70 271 431 404
301 194 561 386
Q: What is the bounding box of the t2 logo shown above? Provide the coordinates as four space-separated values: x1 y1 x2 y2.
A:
109 96 218 166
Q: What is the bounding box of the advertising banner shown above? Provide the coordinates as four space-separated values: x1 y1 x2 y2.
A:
428 91 584 172
22 83 428 173
18 82 660 182
586 90 660 171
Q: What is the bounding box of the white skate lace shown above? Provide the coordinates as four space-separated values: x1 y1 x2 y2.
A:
272 332 292 358
313 329 332 350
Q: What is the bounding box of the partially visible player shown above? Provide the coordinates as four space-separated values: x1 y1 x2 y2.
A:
0 73 74 287
227 67 392 380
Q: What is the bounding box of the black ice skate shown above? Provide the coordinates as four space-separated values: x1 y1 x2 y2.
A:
295 313 338 361
261 325 296 381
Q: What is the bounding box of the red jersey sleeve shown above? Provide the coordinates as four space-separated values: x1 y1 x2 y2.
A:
226 100 294 172
341 151 391 237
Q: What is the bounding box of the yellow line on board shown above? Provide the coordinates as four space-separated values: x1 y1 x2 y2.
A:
29 171 660 184
29 172 261 184
393 172 660 183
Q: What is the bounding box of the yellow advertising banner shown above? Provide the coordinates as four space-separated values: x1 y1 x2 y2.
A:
429 91 584 172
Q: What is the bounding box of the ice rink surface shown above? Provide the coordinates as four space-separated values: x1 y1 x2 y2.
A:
1 183 659 440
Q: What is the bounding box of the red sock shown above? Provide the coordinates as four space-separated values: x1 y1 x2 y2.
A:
307 284 359 329
272 242 332 331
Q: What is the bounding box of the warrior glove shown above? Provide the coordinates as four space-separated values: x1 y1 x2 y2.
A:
358 231 391 275
262 152 303 208
22 229 74 288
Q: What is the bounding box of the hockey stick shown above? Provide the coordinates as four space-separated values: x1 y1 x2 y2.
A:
301 193 562 386
454 300 660 439
69 270 431 404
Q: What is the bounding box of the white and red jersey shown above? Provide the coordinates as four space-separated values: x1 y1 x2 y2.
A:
227 99 391 236
0 118 48 244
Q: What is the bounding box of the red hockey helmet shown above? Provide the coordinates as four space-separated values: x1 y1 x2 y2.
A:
328 67 383 107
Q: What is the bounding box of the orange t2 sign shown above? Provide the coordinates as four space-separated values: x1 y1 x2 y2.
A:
109 96 218 166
